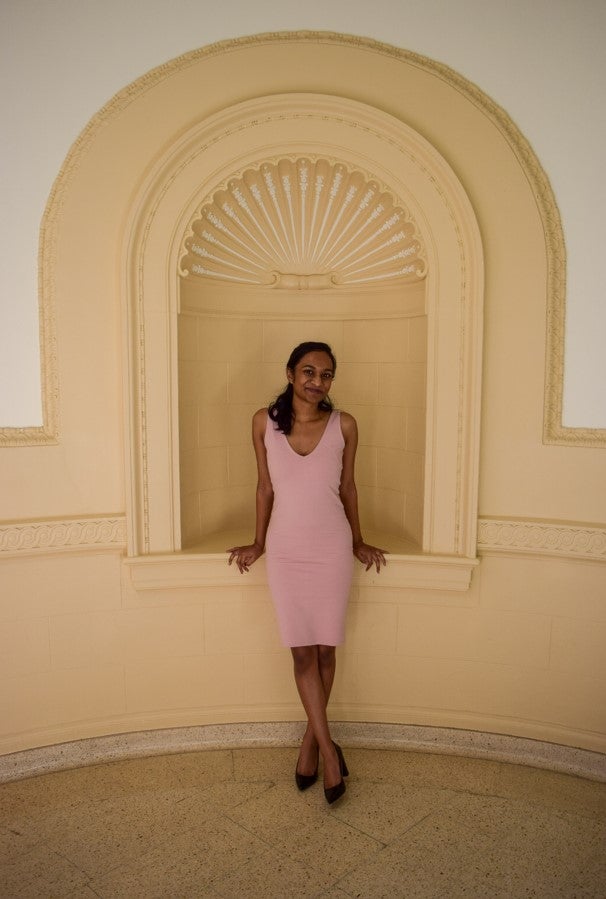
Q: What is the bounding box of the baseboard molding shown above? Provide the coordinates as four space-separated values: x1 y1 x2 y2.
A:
1 721 604 784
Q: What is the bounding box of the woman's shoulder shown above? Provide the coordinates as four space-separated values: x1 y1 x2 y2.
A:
337 409 357 438
252 407 269 436
337 409 356 427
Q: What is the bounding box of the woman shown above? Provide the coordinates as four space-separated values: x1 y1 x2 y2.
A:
228 341 386 804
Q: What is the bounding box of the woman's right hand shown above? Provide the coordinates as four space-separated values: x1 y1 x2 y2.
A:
227 542 264 573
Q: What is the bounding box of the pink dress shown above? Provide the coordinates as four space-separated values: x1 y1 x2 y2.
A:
264 410 354 647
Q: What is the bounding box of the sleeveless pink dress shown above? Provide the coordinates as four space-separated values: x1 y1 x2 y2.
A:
264 410 354 647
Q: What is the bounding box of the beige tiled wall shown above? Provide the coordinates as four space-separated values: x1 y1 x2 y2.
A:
2 548 604 754
178 311 426 549
335 555 606 742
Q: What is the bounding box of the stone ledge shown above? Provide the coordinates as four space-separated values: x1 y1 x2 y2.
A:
125 552 478 592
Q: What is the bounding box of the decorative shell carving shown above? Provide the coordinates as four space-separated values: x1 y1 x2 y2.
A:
180 158 426 288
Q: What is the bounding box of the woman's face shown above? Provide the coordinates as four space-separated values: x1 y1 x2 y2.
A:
287 351 335 405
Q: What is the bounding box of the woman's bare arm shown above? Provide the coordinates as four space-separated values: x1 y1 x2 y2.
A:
227 408 274 573
339 412 387 572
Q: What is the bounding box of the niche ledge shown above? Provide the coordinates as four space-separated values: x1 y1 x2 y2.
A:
125 550 478 592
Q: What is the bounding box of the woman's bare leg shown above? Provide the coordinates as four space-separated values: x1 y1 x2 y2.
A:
298 645 336 774
291 645 341 788
318 644 337 697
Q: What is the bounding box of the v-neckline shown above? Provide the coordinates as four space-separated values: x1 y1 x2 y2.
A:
285 411 334 457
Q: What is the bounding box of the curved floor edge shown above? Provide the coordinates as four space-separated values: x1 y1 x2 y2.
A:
1 721 604 784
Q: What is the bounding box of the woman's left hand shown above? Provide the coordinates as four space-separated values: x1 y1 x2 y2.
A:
227 542 264 573
353 541 388 572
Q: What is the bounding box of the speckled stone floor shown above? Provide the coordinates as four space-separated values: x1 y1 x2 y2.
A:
1 747 605 898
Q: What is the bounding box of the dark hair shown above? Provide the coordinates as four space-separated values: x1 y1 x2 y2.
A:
269 341 337 435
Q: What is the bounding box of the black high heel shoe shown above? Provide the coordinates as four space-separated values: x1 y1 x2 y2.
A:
295 767 318 790
295 749 319 791
333 742 349 778
324 742 349 805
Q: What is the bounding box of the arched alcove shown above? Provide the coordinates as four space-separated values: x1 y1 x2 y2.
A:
177 155 428 552
124 93 483 590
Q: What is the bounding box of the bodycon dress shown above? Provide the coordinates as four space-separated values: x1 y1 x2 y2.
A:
264 410 354 647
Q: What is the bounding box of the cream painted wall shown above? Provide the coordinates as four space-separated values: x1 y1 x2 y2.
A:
0 22 604 765
1 0 605 427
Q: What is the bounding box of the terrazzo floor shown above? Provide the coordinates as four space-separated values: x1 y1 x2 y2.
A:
1 746 605 898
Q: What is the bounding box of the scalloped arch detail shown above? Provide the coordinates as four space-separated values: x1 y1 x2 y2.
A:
180 157 426 289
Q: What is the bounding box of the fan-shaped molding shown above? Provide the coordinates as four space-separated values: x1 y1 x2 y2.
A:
180 157 426 290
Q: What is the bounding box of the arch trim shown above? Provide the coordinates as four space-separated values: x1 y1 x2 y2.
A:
1 31 599 448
